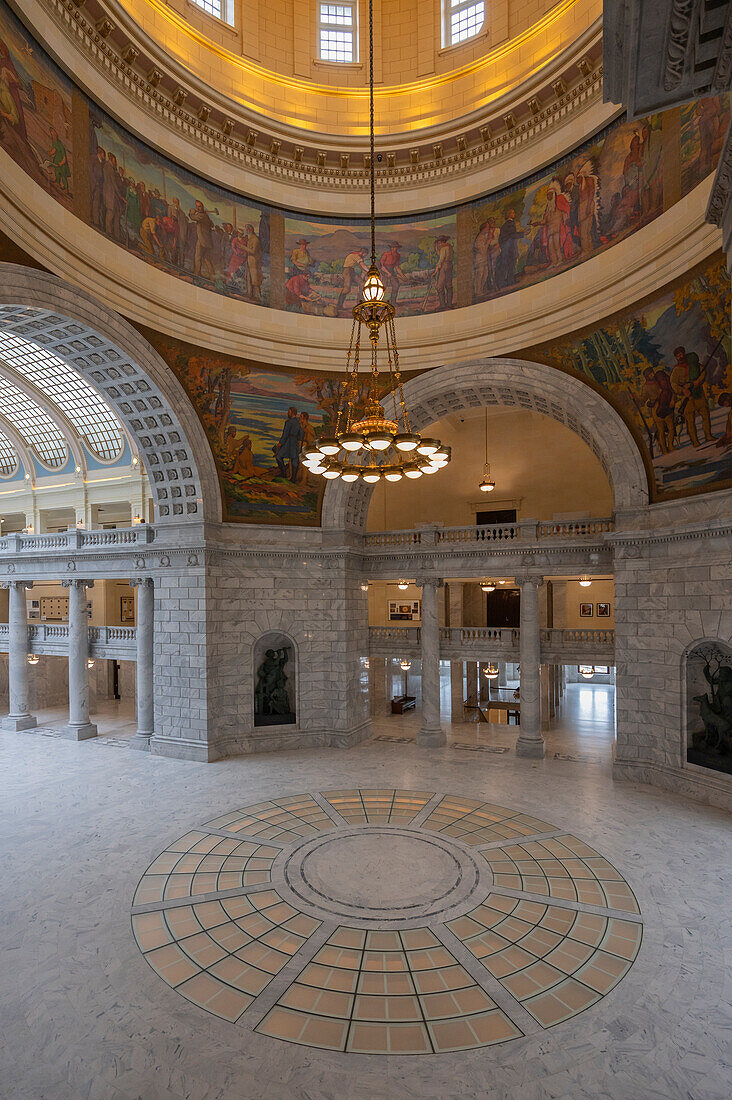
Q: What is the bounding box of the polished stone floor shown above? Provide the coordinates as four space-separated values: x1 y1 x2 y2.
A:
2 688 730 1099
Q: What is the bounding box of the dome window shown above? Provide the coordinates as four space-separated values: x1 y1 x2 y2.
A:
189 0 234 27
445 0 485 46
319 3 358 63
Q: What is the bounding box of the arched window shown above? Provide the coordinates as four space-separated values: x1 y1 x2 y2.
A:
318 3 358 62
444 0 485 46
189 0 234 26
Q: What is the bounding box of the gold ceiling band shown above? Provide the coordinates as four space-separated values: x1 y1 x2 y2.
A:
135 0 581 102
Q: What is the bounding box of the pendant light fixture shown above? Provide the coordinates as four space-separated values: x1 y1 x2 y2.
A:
478 408 495 492
579 575 592 588
483 662 499 680
480 579 496 593
303 0 450 486
580 665 595 679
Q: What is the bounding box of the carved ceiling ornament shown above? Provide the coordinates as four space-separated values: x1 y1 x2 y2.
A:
663 0 696 91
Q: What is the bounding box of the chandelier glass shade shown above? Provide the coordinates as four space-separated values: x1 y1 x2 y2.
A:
480 579 496 593
580 665 595 679
483 662 499 679
579 576 592 587
303 0 449 486
27 653 39 665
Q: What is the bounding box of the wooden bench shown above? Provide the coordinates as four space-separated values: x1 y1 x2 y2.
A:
391 695 416 714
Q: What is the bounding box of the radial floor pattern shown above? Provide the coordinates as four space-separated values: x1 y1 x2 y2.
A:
131 789 642 1056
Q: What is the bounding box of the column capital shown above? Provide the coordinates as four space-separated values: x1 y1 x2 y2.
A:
1 579 33 590
61 579 94 589
515 573 544 588
129 577 154 589
414 576 444 590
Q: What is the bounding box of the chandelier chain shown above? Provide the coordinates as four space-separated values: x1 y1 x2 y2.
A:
369 0 375 268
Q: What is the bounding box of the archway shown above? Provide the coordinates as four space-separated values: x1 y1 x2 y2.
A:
322 358 648 531
0 265 220 524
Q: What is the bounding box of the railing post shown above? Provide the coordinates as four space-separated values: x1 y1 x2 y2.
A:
518 518 540 540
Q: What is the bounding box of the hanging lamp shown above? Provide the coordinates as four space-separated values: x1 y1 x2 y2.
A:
478 409 495 492
483 662 499 680
480 579 496 593
303 0 450 485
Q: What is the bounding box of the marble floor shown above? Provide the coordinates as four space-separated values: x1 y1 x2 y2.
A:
1 698 730 1099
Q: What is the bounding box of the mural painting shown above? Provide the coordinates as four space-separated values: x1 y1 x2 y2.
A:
680 97 730 195
89 107 270 306
470 99 728 303
283 212 457 317
0 4 73 206
142 330 373 523
525 252 732 501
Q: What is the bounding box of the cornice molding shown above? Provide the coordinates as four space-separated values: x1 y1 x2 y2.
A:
14 0 609 208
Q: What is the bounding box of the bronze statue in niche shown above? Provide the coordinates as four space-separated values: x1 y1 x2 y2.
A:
254 645 296 726
687 644 732 774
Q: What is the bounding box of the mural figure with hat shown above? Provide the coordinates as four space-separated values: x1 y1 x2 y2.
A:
285 270 324 312
336 246 369 313
433 235 454 309
290 238 312 276
494 209 524 289
381 240 407 305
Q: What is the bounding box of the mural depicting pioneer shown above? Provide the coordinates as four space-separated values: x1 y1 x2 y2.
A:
283 214 457 317
471 101 729 302
0 5 73 206
141 327 374 524
526 252 732 501
88 105 270 305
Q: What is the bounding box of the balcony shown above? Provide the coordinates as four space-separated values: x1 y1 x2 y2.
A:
0 624 137 660
0 525 155 554
368 625 615 664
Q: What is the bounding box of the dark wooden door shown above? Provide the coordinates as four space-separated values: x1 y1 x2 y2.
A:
476 508 517 525
485 588 520 627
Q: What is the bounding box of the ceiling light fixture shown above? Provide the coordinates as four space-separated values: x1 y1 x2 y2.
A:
580 665 595 679
308 0 449 486
400 659 412 671
579 576 592 587
397 579 410 590
480 579 496 593
478 408 495 492
483 662 499 679
27 653 39 665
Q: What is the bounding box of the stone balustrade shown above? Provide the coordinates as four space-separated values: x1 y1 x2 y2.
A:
0 525 155 555
369 625 614 662
364 518 613 550
0 622 137 659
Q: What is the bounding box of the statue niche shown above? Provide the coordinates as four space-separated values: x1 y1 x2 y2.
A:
686 642 732 775
254 633 296 727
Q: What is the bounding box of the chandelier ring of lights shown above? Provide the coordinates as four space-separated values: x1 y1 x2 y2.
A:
302 0 450 486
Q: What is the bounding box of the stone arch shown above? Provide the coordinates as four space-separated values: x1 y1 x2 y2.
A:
321 358 649 531
0 265 220 523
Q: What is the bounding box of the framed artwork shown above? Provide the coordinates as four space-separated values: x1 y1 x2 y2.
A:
579 603 593 617
597 602 611 618
388 600 421 622
27 599 40 620
120 596 135 624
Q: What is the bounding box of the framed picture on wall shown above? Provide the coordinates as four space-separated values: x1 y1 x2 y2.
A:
388 600 421 622
597 602 611 618
579 602 593 617
120 596 135 624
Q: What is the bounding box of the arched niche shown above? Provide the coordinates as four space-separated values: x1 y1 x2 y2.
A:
685 640 732 776
253 632 297 728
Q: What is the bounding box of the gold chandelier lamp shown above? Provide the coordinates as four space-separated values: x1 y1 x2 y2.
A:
483 662 500 680
303 0 450 487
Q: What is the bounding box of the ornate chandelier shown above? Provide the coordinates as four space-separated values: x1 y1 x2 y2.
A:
303 0 450 486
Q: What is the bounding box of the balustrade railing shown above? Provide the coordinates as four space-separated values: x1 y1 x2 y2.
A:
365 518 613 548
0 525 154 553
0 624 137 649
370 626 614 651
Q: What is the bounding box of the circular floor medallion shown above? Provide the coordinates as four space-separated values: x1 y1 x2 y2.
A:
131 789 642 1056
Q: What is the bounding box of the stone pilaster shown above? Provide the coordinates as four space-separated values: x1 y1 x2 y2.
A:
130 577 154 750
60 579 97 741
2 580 36 731
515 574 545 759
417 577 446 747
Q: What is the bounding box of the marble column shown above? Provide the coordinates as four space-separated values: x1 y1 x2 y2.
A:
61 579 97 741
2 580 36 731
450 660 465 723
417 577 446 747
515 574 545 759
368 657 389 717
130 577 154 750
